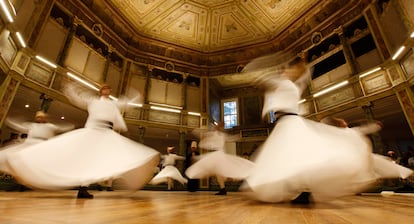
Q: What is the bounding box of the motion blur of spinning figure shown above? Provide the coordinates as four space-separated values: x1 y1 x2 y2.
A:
240 52 412 204
320 117 413 182
185 122 254 196
6 83 160 199
149 146 187 190
0 111 74 177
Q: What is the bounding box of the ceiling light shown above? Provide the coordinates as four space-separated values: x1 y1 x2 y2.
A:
24 104 29 108
359 67 381 78
35 55 57 68
0 0 14 22
149 102 182 110
313 80 349 98
188 112 201 116
15 32 26 48
410 31 414 38
392 46 406 60
60 116 65 120
66 72 99 91
7 0 16 15
297 99 306 104
150 105 181 113
128 102 143 107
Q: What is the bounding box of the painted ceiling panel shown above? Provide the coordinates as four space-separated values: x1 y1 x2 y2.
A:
108 0 319 51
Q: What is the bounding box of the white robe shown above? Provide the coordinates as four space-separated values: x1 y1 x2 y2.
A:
150 153 187 185
185 130 254 180
244 70 413 203
0 119 74 175
6 88 160 190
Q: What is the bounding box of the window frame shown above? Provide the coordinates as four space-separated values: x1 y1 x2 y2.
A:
221 98 239 129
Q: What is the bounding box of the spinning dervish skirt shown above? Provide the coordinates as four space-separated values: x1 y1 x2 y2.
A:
185 151 254 179
0 138 43 175
372 154 413 179
149 166 188 185
6 127 160 190
244 116 379 203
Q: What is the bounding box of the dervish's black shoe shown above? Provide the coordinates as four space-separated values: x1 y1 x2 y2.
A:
77 187 94 199
215 188 227 195
291 192 311 204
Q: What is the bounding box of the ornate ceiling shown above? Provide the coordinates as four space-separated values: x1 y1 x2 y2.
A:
106 0 320 52
75 0 360 88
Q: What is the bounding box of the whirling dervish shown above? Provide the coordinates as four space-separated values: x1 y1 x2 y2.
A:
149 146 187 190
185 122 254 195
0 110 74 176
320 116 413 181
6 82 160 198
241 53 412 204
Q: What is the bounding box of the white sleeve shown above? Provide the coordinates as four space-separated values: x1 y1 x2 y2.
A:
55 123 75 133
174 155 186 161
63 84 94 110
115 90 143 112
4 118 30 133
352 122 382 135
294 66 312 94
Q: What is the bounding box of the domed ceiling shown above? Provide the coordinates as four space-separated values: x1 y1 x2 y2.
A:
106 0 320 52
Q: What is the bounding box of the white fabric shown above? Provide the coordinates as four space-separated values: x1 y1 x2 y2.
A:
0 138 43 174
185 151 254 179
185 130 254 179
372 154 413 178
150 166 187 185
85 97 127 132
6 90 159 190
244 73 413 203
0 120 74 175
262 79 300 117
7 126 159 190
162 153 185 167
245 117 379 202
150 153 187 185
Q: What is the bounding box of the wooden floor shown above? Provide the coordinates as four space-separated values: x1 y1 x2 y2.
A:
0 190 413 224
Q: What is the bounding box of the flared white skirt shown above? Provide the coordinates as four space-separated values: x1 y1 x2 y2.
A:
6 127 160 190
149 165 187 185
185 151 254 179
244 116 379 203
0 139 43 175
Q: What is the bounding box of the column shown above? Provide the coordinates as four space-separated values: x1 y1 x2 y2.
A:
137 126 146 144
396 88 414 136
177 130 186 172
0 76 20 126
182 73 188 110
57 16 81 66
336 26 357 75
102 46 113 83
144 66 153 104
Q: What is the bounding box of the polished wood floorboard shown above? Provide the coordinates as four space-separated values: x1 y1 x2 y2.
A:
0 190 413 224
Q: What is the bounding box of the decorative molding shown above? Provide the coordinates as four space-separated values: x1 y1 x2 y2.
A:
241 128 269 138
165 61 175 71
92 23 103 37
311 32 323 45
11 51 31 75
316 86 355 110
361 72 390 94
